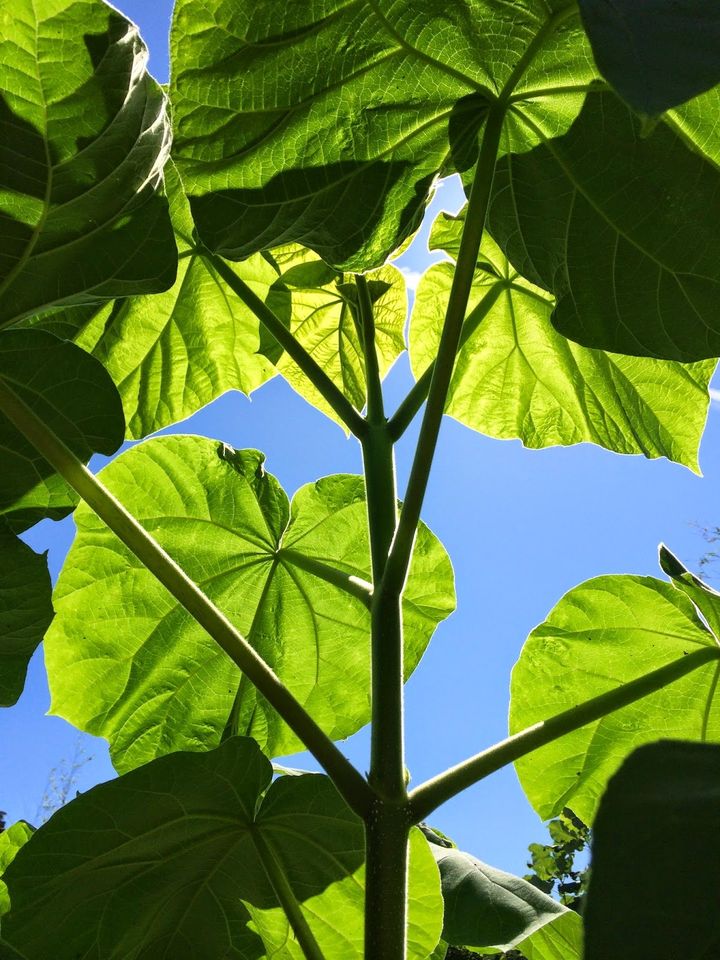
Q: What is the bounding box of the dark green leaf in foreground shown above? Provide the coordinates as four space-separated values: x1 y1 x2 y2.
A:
0 529 52 707
433 846 565 951
489 91 720 362
510 568 720 823
0 0 176 325
410 209 713 467
29 163 277 441
264 246 406 427
584 740 720 960
578 0 720 115
0 330 125 530
0 822 33 917
2 738 442 960
170 0 595 269
45 436 455 771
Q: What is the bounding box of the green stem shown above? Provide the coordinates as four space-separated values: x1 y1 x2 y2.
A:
388 282 506 441
355 273 385 427
363 803 411 960
408 645 720 823
251 829 328 960
206 251 367 439
380 100 506 601
0 377 374 821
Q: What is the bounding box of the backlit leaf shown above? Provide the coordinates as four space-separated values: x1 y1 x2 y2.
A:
410 209 713 467
510 569 720 823
45 437 455 771
0 0 176 325
0 822 32 917
1 738 443 960
170 0 594 269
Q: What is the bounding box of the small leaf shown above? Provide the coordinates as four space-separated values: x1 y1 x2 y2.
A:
0 0 176 325
265 246 406 427
1 738 442 960
434 846 565 951
489 91 720 362
0 330 125 529
170 0 595 269
46 436 455 771
510 572 720 823
410 208 714 467
578 0 720 115
0 529 52 708
584 740 720 960
0 822 33 917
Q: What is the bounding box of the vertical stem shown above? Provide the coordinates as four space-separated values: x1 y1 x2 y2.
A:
364 804 411 960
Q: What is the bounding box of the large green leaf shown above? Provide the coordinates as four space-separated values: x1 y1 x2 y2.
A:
264 246 406 427
30 163 278 441
509 564 720 823
488 90 720 362
46 436 455 771
584 740 720 960
0 329 125 530
410 209 713 467
578 0 720 115
0 0 176 325
0 528 52 707
0 823 32 918
433 845 565 951
169 0 595 270
1 737 444 960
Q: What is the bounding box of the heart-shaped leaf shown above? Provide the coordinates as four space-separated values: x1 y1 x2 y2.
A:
45 436 455 771
1 738 443 960
510 562 720 823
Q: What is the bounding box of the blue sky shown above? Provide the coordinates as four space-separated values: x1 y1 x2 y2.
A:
3 0 720 876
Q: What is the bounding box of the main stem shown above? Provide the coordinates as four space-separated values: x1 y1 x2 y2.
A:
0 378 373 821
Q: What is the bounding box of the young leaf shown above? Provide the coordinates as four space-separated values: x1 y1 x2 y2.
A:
578 0 720 115
410 210 714 467
45 437 455 771
0 0 176 325
489 91 720 362
28 163 277 441
264 247 406 427
584 740 720 960
1 738 442 960
169 0 594 269
0 822 33 917
510 571 720 823
432 846 565 951
0 330 125 529
0 528 52 708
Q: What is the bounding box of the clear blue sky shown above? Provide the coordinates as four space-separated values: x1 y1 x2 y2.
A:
3 0 720 876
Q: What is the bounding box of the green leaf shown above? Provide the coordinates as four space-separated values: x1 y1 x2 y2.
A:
584 740 720 960
517 911 582 960
0 0 176 325
0 330 125 530
0 822 33 918
410 209 714 467
659 544 720 639
29 163 278 441
489 90 720 362
45 436 455 771
0 529 52 707
433 846 565 951
169 0 595 270
2 738 442 960
264 247 406 427
509 571 720 823
578 0 720 115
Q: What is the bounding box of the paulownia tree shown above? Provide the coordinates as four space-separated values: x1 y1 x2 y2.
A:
1 0 720 958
